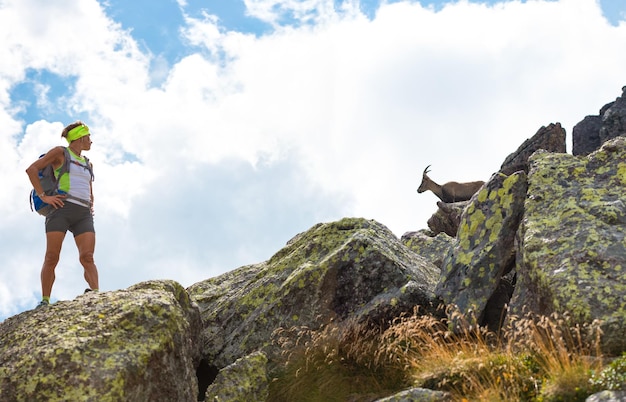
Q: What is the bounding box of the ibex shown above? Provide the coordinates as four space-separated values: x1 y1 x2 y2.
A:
417 165 485 203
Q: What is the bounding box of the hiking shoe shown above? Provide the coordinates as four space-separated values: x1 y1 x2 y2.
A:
84 288 93 294
36 300 49 309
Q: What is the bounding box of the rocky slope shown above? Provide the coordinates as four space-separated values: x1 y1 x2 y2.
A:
1 87 625 401
0 281 201 401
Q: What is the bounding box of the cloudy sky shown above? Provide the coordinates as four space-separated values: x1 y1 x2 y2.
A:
1 0 624 320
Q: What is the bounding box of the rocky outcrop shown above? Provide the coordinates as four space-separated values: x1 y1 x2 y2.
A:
434 171 527 331
0 280 202 401
510 137 626 354
500 122 566 175
401 229 454 268
204 351 269 401
426 201 468 236
423 121 564 239
573 86 626 156
600 88 626 147
3 88 626 401
187 218 441 371
573 114 604 156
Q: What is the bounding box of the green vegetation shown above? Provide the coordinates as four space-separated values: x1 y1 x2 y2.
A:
268 310 625 401
590 353 626 392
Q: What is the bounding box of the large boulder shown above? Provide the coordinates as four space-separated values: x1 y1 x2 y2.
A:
435 171 528 331
573 86 626 156
0 280 202 401
187 218 441 370
511 137 626 355
500 122 566 175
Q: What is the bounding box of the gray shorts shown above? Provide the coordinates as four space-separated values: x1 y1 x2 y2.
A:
45 201 95 236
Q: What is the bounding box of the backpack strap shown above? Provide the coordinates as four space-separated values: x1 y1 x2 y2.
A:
65 149 95 207
56 147 72 186
83 155 95 181
64 194 93 207
64 147 95 181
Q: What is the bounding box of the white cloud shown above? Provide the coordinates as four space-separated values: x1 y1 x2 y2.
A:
243 0 360 27
1 0 626 319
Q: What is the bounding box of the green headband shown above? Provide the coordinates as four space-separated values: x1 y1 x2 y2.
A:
66 124 90 143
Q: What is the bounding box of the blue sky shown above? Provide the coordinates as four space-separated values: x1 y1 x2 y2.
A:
9 0 626 131
1 0 625 321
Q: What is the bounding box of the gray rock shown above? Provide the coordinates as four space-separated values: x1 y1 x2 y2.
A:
600 87 626 146
435 171 527 331
573 86 626 156
188 218 441 369
375 387 452 402
426 200 468 237
510 137 626 354
204 351 268 402
0 280 202 401
573 114 603 156
586 390 626 402
401 229 454 268
500 122 566 175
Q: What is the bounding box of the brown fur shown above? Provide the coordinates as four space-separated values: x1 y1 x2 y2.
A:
417 165 484 203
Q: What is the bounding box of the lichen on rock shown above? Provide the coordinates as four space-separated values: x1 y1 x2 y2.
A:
204 351 268 401
188 218 441 369
0 280 202 401
435 171 527 331
511 137 626 354
401 229 454 268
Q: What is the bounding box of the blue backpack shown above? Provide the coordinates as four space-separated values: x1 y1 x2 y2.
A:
30 147 93 216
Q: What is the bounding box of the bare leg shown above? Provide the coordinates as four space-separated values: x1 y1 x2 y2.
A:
75 232 99 290
42 231 66 298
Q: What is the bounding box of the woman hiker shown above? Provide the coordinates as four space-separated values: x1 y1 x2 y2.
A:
26 121 99 307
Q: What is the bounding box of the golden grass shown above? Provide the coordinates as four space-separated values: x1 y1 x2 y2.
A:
268 309 614 402
269 320 409 401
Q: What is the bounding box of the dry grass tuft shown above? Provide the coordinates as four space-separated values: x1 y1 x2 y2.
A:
268 308 612 401
269 319 408 402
